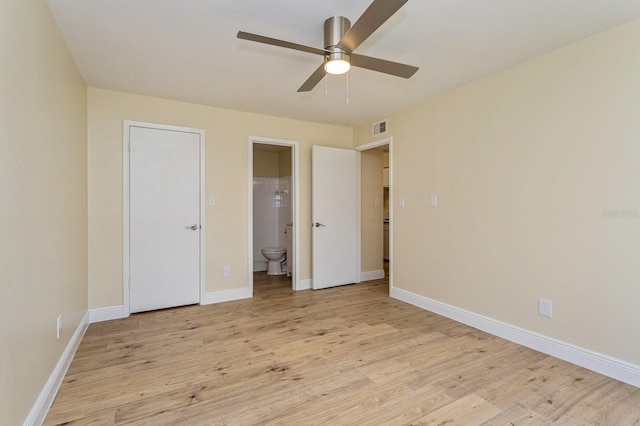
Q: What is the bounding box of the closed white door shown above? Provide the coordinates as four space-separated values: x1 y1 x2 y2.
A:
312 146 359 289
129 126 201 313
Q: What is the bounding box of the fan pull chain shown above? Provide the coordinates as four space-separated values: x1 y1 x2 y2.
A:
346 71 349 104
324 56 328 96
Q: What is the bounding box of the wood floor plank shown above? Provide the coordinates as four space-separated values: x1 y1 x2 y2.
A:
413 393 502 425
476 355 582 410
45 271 640 425
479 403 551 425
381 385 456 426
520 367 611 421
556 382 640 425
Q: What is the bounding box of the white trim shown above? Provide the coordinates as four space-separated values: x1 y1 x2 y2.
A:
89 305 127 323
248 137 301 295
201 288 253 305
25 312 89 426
391 286 640 388
355 151 362 284
354 137 393 153
361 269 385 281
123 121 205 316
122 122 130 316
247 140 253 296
296 279 312 291
197 128 207 308
355 137 393 292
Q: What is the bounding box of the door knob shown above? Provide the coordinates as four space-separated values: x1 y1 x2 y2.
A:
186 224 199 230
314 222 326 228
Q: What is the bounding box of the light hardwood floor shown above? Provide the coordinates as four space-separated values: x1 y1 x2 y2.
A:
46 271 639 425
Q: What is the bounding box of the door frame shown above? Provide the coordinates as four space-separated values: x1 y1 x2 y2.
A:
248 136 301 292
355 136 393 291
123 120 206 316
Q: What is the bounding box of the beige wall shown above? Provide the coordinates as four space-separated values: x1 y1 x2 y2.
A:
88 88 352 308
253 146 292 177
253 149 280 177
0 0 88 423
361 149 384 273
354 19 640 365
279 147 292 177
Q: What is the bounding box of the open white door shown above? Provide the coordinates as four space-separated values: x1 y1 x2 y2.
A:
312 146 359 289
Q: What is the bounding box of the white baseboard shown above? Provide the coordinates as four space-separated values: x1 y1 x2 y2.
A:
25 311 89 426
295 278 312 291
90 289 256 319
391 286 640 388
361 269 385 281
201 287 252 305
89 305 127 323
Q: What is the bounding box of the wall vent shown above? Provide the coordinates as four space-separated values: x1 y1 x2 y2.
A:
372 119 388 137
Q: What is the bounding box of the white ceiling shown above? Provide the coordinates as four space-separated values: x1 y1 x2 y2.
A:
47 0 640 127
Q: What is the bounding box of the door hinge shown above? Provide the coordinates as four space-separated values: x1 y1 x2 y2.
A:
128 278 131 289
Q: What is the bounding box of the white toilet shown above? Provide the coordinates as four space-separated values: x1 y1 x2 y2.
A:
261 247 287 275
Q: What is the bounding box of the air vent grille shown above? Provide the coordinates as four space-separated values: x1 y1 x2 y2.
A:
373 119 388 136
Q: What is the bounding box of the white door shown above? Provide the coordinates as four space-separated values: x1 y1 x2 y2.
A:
129 126 201 313
312 146 359 289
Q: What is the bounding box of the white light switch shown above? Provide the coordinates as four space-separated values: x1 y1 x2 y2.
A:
399 197 405 208
375 198 380 207
208 196 216 207
430 195 438 207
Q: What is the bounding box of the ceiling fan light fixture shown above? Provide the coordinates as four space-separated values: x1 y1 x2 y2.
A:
325 51 351 75
325 59 350 75
238 1 419 92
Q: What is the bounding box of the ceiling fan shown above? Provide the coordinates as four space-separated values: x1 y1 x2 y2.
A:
237 0 419 92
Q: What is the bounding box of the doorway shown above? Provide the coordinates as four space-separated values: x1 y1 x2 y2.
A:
356 137 393 291
248 137 300 293
123 121 205 315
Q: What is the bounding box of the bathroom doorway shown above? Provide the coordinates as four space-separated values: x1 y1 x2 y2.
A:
356 137 393 291
248 137 300 294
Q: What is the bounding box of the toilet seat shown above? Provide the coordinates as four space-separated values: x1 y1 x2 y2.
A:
262 246 286 253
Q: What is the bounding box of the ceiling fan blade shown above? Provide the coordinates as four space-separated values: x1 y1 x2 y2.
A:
297 64 326 92
338 0 408 52
237 31 326 56
351 53 418 79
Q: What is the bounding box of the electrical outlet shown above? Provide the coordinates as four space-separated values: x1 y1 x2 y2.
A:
56 315 62 339
538 298 553 318
223 266 231 277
